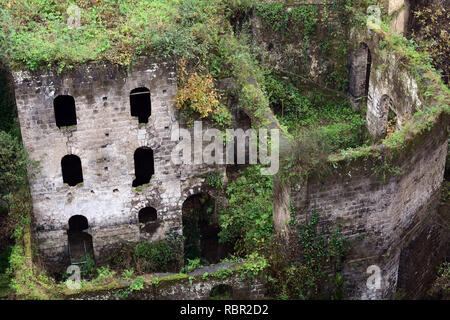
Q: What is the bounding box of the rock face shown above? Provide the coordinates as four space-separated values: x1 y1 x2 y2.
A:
13 58 222 269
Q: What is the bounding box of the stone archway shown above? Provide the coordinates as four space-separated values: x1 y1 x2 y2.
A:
182 193 227 264
67 215 94 264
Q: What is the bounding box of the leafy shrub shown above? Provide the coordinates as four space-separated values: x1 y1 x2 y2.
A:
428 261 450 299
267 206 347 300
239 252 268 281
94 266 115 282
410 0 449 83
77 253 96 279
133 241 176 273
218 166 273 254
255 3 286 32
176 63 223 120
181 258 203 274
122 269 134 282
264 71 365 134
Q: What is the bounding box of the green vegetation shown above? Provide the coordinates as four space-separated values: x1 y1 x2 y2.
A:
181 258 203 274
255 1 352 91
409 0 449 84
428 261 450 299
218 166 273 255
264 71 366 139
0 0 274 129
0 0 447 301
267 206 347 300
182 193 215 262
131 240 179 273
255 3 318 35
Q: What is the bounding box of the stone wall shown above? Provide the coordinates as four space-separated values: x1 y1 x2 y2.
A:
67 263 264 300
252 0 348 89
13 58 222 269
274 16 448 298
348 8 420 136
274 115 448 299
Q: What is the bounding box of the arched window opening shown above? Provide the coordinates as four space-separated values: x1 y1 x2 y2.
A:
68 215 94 265
61 155 83 186
210 284 233 300
138 207 158 234
132 147 154 187
69 215 88 232
182 193 231 264
130 87 151 124
54 95 77 128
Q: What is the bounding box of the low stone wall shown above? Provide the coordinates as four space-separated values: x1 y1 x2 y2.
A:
66 263 265 300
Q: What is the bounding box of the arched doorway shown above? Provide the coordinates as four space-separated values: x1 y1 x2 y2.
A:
378 94 398 137
67 215 94 264
138 207 159 234
182 193 226 264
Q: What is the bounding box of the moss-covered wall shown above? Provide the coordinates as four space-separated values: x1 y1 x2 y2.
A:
252 0 352 90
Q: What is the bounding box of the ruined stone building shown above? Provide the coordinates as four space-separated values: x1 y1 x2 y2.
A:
12 58 228 270
7 0 448 300
273 16 449 300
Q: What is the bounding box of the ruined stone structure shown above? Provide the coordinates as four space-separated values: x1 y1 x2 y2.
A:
9 1 448 300
274 23 449 299
13 58 223 269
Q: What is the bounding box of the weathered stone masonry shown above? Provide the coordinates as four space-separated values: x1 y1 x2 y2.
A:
274 25 449 299
13 58 222 269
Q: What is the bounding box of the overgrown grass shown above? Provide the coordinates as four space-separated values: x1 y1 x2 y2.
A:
264 70 366 136
218 166 273 255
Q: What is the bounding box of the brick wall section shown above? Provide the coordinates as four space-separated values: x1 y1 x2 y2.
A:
13 58 222 269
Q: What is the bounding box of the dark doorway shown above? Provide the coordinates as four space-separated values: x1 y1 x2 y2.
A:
61 155 83 186
182 193 229 264
132 147 154 187
138 207 159 234
54 95 77 128
68 215 94 264
130 87 151 123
